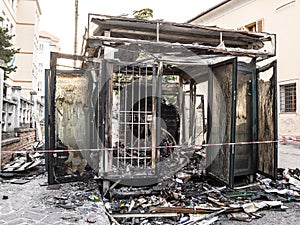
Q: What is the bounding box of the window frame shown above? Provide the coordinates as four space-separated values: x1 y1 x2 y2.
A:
244 19 264 32
279 80 298 114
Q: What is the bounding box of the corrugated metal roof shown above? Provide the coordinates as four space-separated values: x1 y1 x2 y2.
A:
91 15 265 50
85 14 275 59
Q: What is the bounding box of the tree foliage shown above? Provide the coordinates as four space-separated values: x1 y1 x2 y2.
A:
133 8 153 20
0 17 19 78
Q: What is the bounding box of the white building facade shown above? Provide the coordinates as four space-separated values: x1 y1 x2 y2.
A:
37 30 60 102
1 0 41 100
188 0 300 136
0 0 42 133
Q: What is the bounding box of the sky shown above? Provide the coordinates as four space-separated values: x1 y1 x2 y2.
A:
38 0 223 54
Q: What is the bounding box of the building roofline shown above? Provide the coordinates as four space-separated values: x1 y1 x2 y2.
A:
186 0 232 23
39 30 60 42
36 0 42 15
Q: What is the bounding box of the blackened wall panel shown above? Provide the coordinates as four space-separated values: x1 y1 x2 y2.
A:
257 62 277 178
234 62 255 176
207 61 234 185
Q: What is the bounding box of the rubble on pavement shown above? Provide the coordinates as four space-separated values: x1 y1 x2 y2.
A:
22 150 300 224
0 141 44 173
1 152 43 173
0 145 45 184
1 148 300 224
41 181 110 224
100 151 300 225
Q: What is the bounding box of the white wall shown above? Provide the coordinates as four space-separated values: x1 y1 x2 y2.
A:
14 0 41 98
191 0 300 135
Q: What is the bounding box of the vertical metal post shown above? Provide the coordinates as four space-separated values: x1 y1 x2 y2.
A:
189 81 196 145
107 63 113 172
90 61 101 171
117 66 121 168
74 0 79 56
201 95 205 141
156 62 163 161
206 68 213 172
131 67 134 166
48 52 57 185
100 61 107 171
101 60 111 193
179 77 185 144
124 67 128 166
138 67 141 167
252 60 258 173
229 58 237 188
44 69 50 171
88 65 94 150
151 65 157 169
0 61 5 172
145 67 148 167
273 60 278 179
87 13 90 39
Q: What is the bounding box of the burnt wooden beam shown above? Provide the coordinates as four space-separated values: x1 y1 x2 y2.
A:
149 206 242 214
111 31 251 49
111 213 178 218
87 36 274 57
103 28 255 48
110 188 161 199
105 211 121 225
149 206 221 214
92 17 265 45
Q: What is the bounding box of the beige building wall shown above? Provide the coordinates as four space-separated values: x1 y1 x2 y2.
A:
14 0 41 99
0 0 17 88
38 31 60 101
0 1 17 27
190 0 300 136
1 0 41 99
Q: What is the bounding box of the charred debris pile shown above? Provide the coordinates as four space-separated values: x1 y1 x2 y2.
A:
100 152 300 225
43 150 300 225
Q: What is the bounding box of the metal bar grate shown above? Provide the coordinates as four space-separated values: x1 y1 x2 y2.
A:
112 65 153 170
280 83 296 113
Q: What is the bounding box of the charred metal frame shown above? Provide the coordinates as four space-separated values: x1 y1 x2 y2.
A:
46 15 277 188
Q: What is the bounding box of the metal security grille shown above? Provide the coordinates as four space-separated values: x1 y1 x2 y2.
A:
112 65 154 169
280 83 296 113
109 63 181 178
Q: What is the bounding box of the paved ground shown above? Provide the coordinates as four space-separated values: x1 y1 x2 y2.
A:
0 142 299 224
278 142 300 169
0 174 110 225
217 201 300 225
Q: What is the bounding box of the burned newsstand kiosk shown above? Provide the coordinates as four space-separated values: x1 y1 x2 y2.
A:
46 14 277 190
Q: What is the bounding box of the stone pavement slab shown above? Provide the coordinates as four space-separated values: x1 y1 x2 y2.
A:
0 173 110 225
